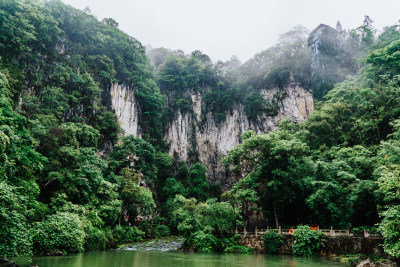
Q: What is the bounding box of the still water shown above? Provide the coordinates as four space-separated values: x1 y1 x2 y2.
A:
14 250 350 267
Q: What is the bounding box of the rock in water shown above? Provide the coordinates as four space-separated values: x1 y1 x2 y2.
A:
357 258 397 267
0 258 19 267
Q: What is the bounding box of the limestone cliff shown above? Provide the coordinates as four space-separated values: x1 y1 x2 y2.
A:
110 83 141 137
110 81 313 189
165 81 313 188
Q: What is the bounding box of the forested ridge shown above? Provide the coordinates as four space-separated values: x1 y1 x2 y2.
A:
1 0 400 260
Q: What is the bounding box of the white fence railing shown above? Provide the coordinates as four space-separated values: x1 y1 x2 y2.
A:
236 226 381 238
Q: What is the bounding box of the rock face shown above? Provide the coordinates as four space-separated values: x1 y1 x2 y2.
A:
164 82 313 188
110 83 140 137
110 81 313 189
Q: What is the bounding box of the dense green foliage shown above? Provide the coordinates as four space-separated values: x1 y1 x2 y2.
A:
292 225 324 257
113 225 145 244
0 0 188 257
1 0 400 259
0 181 32 257
32 212 86 255
263 231 285 254
153 225 171 237
223 22 400 258
151 26 312 123
376 120 400 258
165 195 242 252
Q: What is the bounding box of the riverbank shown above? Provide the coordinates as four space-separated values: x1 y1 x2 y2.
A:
239 235 385 255
11 250 350 267
238 235 397 266
339 255 397 267
6 235 397 267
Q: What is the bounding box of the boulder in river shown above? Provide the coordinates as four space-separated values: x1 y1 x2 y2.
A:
0 258 19 267
357 259 397 267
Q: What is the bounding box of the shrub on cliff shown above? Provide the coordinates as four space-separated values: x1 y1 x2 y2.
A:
263 231 285 254
292 225 324 257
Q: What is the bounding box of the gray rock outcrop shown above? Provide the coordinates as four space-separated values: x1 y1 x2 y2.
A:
110 81 313 189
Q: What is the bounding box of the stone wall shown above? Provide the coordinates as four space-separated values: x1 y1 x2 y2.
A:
238 235 385 256
321 237 385 256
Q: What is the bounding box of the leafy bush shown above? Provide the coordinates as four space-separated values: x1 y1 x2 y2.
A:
185 231 218 252
153 217 167 224
378 206 400 258
292 225 324 257
264 66 291 89
175 97 191 111
0 182 32 258
243 92 265 120
85 227 114 251
263 231 285 254
136 221 153 239
185 231 248 253
351 226 379 236
32 212 86 255
113 225 145 244
351 227 364 236
153 225 171 237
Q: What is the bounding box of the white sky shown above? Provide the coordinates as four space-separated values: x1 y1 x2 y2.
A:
62 0 400 62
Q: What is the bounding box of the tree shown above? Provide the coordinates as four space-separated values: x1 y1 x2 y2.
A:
32 212 86 255
187 163 210 201
102 18 118 28
224 128 312 227
0 182 32 258
306 146 378 227
376 120 400 257
162 177 187 200
167 195 240 252
108 135 158 184
243 92 263 116
118 167 155 224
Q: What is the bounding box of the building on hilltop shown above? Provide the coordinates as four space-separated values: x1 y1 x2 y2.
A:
308 23 353 100
308 24 339 70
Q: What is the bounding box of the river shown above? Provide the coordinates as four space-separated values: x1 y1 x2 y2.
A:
13 250 349 267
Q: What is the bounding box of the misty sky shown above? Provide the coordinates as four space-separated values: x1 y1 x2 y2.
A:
62 0 400 62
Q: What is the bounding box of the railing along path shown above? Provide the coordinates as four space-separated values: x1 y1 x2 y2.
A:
236 226 382 238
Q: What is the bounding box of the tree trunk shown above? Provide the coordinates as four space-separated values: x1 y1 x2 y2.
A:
273 199 279 228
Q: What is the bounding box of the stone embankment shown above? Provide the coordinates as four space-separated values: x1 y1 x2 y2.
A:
238 235 385 256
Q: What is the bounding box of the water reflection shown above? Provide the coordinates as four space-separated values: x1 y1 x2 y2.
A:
13 250 349 267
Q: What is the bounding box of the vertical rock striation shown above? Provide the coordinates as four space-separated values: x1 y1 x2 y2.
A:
110 83 140 137
165 82 314 189
109 81 313 189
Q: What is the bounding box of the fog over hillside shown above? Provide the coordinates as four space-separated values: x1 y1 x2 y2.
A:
63 0 400 61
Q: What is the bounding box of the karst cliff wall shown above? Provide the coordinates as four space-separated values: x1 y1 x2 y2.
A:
110 81 314 188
